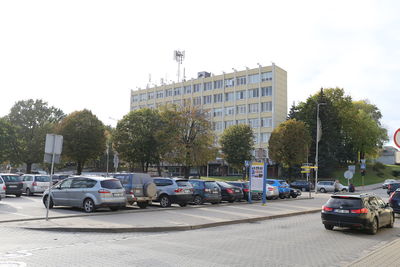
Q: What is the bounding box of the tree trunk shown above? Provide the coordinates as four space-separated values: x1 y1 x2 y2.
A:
183 166 190 178
157 162 162 176
26 162 32 174
77 161 83 175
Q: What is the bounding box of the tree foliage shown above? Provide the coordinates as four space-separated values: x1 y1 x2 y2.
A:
7 99 65 173
220 124 254 173
0 118 17 163
57 109 106 174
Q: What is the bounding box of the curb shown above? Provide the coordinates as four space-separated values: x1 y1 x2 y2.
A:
24 208 321 233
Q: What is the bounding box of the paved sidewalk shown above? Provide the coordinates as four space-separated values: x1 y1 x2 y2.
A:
3 196 327 233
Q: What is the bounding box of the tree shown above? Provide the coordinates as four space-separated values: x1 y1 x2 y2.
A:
268 119 311 178
0 118 17 164
220 124 254 176
113 108 163 172
7 99 65 173
57 110 106 175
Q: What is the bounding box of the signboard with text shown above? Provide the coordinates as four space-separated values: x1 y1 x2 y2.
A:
250 162 264 192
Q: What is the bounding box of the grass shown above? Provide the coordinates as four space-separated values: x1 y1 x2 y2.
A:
200 176 243 182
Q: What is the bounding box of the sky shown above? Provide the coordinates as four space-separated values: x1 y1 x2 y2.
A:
0 0 399 146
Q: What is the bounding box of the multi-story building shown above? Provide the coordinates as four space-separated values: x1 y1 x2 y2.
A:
130 64 287 175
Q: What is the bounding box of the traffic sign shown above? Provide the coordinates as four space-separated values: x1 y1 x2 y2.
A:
301 170 310 173
344 170 353 180
395 128 400 149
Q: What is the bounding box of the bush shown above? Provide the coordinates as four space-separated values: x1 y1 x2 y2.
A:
372 162 385 172
392 170 400 177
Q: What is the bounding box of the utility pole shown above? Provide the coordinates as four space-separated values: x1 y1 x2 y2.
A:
315 102 326 193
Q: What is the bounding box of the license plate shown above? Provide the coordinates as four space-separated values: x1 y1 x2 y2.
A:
184 189 191 193
235 190 240 193
113 193 122 197
9 185 16 188
334 209 349 213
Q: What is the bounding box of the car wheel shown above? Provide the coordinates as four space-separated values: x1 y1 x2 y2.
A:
179 203 187 207
137 201 148 209
43 195 54 209
15 194 21 197
324 224 334 230
387 214 395 228
159 195 171 208
193 195 203 205
342 189 348 192
228 199 235 203
292 194 298 198
279 195 285 199
26 188 32 196
368 217 378 235
128 201 135 206
83 198 95 213
320 188 326 193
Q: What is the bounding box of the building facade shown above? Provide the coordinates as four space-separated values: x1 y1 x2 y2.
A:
130 64 287 173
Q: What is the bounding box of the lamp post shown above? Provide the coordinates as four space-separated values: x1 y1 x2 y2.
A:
315 102 326 194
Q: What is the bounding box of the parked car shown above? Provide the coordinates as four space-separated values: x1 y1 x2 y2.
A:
387 182 400 195
321 193 394 234
152 178 193 208
188 179 222 205
52 174 70 185
289 188 302 198
317 181 348 193
0 174 23 197
21 174 51 196
290 180 314 192
382 179 397 189
43 176 126 213
112 173 157 209
228 181 259 200
266 179 291 199
0 176 6 201
389 189 400 213
216 181 243 203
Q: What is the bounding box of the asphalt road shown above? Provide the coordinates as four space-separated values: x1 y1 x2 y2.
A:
1 212 399 267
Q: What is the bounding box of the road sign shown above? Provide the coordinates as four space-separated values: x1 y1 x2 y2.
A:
344 170 353 180
44 134 63 164
301 170 310 173
301 166 318 169
348 165 356 174
360 159 366 170
395 128 400 149
245 160 250 167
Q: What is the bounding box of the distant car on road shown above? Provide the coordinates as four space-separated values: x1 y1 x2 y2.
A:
321 193 394 234
216 181 243 203
188 180 222 205
21 174 51 196
152 178 193 207
43 176 126 213
382 179 397 189
0 174 23 197
387 182 400 195
317 181 348 193
0 176 5 201
290 180 314 192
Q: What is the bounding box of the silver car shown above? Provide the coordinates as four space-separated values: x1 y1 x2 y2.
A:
317 181 348 193
0 176 6 201
43 176 126 213
22 174 51 195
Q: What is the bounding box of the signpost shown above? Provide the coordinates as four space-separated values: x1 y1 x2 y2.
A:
301 163 316 198
249 161 267 205
344 170 353 187
394 128 400 149
44 134 63 221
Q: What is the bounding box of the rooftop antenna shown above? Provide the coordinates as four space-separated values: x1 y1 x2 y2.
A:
183 67 186 81
173 50 185 83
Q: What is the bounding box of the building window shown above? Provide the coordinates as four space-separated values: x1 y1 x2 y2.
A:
213 121 224 132
225 92 234 102
261 86 272 96
193 96 201 106
165 89 173 97
148 92 154 100
204 82 212 91
193 83 202 93
261 71 272 82
140 93 147 101
236 90 246 100
248 103 259 113
248 74 260 84
184 85 192 94
261 101 272 112
236 76 246 86
174 87 181 96
248 118 259 128
248 88 259 98
236 105 246 115
261 133 271 143
132 95 139 102
225 78 234 88
236 119 246 125
214 80 223 89
261 117 272 127
225 106 235 116
225 120 235 129
156 90 164 98
254 133 259 144
214 93 223 103
213 108 223 117
203 95 212 104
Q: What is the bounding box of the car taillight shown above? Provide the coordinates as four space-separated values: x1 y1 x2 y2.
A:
322 205 333 212
32 182 37 186
129 189 134 195
226 188 234 194
243 189 249 193
389 192 395 202
174 188 183 193
98 189 111 194
204 188 211 193
2 185 5 190
350 208 369 214
268 187 274 191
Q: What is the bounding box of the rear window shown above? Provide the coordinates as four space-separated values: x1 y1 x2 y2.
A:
218 182 233 188
205 181 218 189
176 180 191 187
36 176 50 182
100 179 123 189
2 175 21 182
326 197 362 209
267 181 274 185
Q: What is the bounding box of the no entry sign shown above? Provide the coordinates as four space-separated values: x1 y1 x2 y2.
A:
395 129 400 149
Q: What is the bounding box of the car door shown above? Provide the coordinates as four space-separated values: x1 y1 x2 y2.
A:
52 178 73 206
376 197 391 225
367 197 383 226
69 178 87 207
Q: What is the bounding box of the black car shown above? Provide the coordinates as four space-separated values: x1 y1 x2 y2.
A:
216 181 243 203
228 181 261 201
389 189 400 213
289 188 301 198
387 182 400 195
290 180 314 192
321 193 394 234
0 174 23 197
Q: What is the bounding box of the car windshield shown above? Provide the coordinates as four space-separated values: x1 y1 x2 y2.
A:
326 197 362 209
2 175 21 182
36 176 50 182
100 179 123 189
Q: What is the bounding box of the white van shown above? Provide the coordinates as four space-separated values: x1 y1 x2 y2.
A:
21 175 50 196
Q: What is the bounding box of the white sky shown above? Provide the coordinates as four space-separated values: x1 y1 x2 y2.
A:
0 0 399 146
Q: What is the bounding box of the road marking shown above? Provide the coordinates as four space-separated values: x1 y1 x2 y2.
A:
0 261 27 267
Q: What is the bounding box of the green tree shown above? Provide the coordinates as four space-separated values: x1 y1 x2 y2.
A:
220 124 254 176
7 99 65 173
268 119 311 178
57 110 106 175
0 118 17 164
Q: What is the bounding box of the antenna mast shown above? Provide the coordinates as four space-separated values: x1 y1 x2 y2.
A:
173 50 185 82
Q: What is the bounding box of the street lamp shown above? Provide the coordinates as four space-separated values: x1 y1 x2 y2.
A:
315 102 326 194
